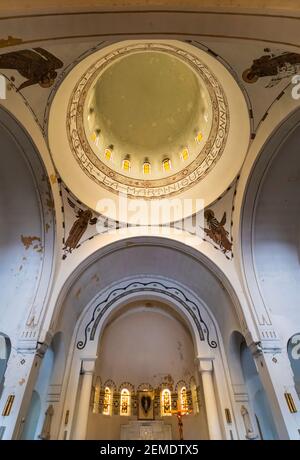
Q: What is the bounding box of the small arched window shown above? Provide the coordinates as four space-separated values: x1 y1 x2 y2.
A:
161 389 171 416
120 388 130 416
180 387 189 414
191 382 199 414
103 387 112 415
93 377 101 414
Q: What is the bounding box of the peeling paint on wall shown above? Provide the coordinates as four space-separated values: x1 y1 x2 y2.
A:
21 235 41 250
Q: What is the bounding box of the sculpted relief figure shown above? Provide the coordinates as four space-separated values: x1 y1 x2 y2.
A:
39 405 54 440
0 47 63 91
241 405 257 440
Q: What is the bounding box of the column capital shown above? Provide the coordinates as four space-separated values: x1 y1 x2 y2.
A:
248 341 263 358
81 358 96 374
196 357 214 373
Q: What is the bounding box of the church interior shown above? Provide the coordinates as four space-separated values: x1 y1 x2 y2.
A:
0 1 300 441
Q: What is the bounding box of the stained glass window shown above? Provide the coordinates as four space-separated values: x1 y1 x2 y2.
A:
180 148 189 161
105 148 113 161
161 389 171 416
120 388 130 416
195 132 203 143
122 159 131 172
103 387 112 415
162 158 171 172
180 387 189 414
93 377 101 414
143 161 151 174
191 382 199 414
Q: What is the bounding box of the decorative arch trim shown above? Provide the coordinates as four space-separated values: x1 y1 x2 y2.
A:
118 382 135 392
76 280 217 351
175 379 189 391
137 383 153 391
103 379 117 391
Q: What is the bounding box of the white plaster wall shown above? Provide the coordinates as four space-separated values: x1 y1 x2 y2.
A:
0 121 43 340
96 302 196 386
56 242 241 356
86 301 209 440
253 125 300 345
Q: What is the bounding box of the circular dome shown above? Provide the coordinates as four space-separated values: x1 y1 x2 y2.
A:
86 50 212 181
49 40 250 224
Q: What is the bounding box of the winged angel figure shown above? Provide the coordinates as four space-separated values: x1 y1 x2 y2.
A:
63 198 97 257
0 47 63 91
242 49 300 88
204 209 232 253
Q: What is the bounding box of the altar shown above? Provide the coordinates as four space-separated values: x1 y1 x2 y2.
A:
120 421 172 440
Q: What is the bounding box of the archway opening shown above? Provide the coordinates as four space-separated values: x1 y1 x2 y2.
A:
85 300 208 440
48 237 245 440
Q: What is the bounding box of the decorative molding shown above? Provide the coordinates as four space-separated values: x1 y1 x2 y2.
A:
137 383 153 391
248 341 263 357
76 280 217 351
67 42 229 199
197 357 214 373
103 379 117 391
81 358 96 374
35 341 49 359
174 379 189 391
118 382 135 392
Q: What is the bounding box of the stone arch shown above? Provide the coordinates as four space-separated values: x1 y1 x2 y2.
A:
137 383 153 392
175 379 189 391
0 105 55 342
75 276 218 359
49 237 250 349
47 237 247 440
118 382 135 393
103 379 117 392
241 108 300 339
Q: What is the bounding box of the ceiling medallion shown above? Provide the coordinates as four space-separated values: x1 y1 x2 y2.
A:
67 43 229 200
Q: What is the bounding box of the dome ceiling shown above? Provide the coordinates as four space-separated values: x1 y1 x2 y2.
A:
86 50 212 182
49 40 250 223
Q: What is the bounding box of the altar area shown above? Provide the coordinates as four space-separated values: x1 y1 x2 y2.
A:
120 421 172 440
